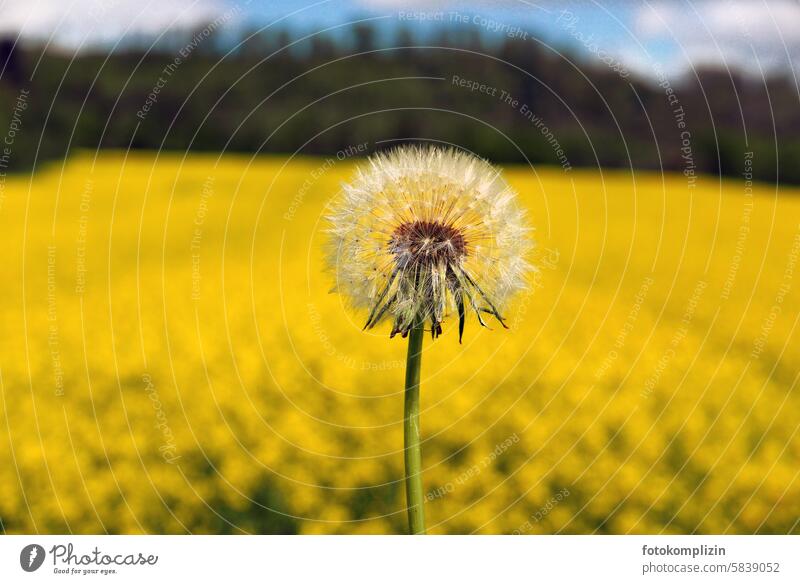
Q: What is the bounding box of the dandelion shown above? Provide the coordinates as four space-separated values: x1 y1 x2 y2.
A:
326 145 533 533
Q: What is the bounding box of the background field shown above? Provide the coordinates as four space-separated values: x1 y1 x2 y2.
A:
0 152 798 534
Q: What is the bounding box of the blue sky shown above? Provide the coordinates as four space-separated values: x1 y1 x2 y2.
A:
1 0 798 80
239 0 667 73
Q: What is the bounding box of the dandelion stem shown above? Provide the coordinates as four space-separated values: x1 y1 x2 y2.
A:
403 315 426 534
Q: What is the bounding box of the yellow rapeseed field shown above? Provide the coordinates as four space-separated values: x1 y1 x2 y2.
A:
0 151 798 534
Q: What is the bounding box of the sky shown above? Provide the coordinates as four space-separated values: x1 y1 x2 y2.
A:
0 0 798 80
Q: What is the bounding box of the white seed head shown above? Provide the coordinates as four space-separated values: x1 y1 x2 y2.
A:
326 144 533 341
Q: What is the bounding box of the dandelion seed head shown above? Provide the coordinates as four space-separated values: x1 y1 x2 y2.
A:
326 144 533 341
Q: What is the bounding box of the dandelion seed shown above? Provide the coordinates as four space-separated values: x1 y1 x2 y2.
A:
326 144 533 342
326 144 534 535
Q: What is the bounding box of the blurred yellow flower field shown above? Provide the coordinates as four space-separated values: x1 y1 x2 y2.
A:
0 151 798 534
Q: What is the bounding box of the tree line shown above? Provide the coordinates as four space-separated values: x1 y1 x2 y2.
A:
0 24 798 184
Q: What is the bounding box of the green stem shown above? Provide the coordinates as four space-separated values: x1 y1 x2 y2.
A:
403 317 426 534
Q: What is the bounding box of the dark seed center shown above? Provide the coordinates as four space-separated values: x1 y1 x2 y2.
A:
390 220 467 266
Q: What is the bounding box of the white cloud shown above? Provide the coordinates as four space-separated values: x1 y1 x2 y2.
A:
0 0 232 47
634 0 800 75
